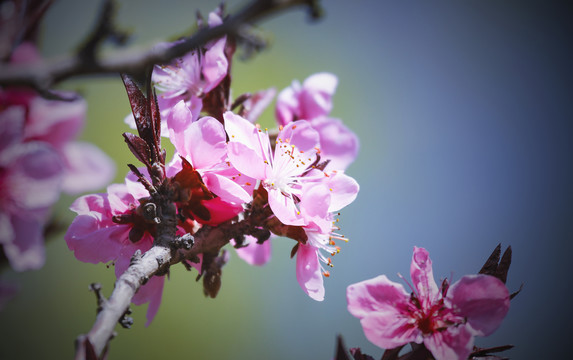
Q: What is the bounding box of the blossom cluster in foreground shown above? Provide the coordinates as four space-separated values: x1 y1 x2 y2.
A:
65 8 359 325
346 247 511 360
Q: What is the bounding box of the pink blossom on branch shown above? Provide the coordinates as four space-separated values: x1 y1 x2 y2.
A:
295 173 358 301
65 179 194 325
346 247 510 360
225 111 321 226
275 72 359 170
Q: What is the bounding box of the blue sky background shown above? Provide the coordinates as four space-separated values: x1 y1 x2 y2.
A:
0 0 571 359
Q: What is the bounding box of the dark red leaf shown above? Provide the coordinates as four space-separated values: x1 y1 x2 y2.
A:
350 348 375 360
149 88 162 153
496 246 512 284
334 335 352 360
121 73 163 169
510 283 523 300
290 242 299 259
123 132 151 167
121 74 150 139
479 243 501 276
396 343 432 360
381 345 405 360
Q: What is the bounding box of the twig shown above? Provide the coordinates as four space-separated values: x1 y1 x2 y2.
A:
78 213 269 358
82 245 172 357
0 0 321 95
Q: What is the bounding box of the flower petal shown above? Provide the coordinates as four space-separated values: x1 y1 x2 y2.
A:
299 72 337 120
347 275 417 349
267 188 306 226
234 236 272 266
346 274 409 318
310 116 359 171
296 243 324 301
183 116 227 170
448 274 510 336
326 171 359 213
3 214 46 271
202 172 251 204
424 324 474 360
410 246 439 303
61 142 115 194
65 215 128 264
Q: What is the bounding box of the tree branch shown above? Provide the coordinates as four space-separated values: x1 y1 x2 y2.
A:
0 0 321 95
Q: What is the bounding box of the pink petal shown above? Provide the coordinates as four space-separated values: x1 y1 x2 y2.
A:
234 236 272 266
296 243 324 301
410 246 439 303
134 275 165 327
183 116 227 170
275 84 299 126
360 314 420 350
202 172 252 204
3 214 46 271
202 37 228 92
4 142 64 210
199 197 243 226
326 171 359 213
25 96 85 149
69 193 109 216
299 182 331 233
227 142 268 180
65 215 128 264
424 325 474 360
310 116 359 171
279 120 319 154
0 106 25 153
107 183 139 215
10 42 41 63
224 111 271 179
346 275 418 349
267 188 306 226
224 111 262 148
448 274 510 336
124 170 152 201
61 142 116 194
299 72 337 120
0 213 14 245
166 100 194 153
346 275 409 318
242 88 276 123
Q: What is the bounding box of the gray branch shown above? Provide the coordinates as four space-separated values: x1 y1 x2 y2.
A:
0 0 321 95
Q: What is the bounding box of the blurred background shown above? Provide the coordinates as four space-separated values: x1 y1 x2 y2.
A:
0 0 571 358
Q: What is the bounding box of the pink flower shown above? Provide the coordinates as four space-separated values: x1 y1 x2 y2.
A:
149 11 228 129
65 179 191 325
23 95 115 194
276 72 338 125
346 247 510 360
167 102 253 221
294 172 358 301
275 73 358 170
2 43 115 195
0 43 114 272
0 108 64 271
225 111 320 226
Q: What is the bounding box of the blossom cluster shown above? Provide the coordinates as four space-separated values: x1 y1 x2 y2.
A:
346 247 511 360
65 9 359 325
0 43 115 273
